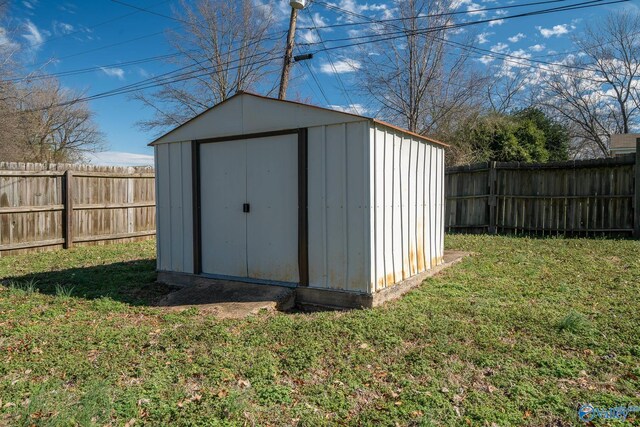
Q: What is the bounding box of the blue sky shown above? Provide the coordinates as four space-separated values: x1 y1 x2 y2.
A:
5 0 637 165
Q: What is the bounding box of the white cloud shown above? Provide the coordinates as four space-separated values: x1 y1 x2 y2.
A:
477 31 493 44
22 1 35 9
100 67 125 79
495 9 508 16
328 103 369 115
299 12 330 29
488 19 504 27
22 20 44 47
252 0 289 23
508 49 531 68
478 55 494 65
508 33 526 43
319 58 361 73
491 42 509 53
331 0 394 21
466 3 486 17
299 29 320 44
53 21 74 35
86 151 154 167
537 24 572 38
347 28 365 39
529 44 545 52
0 27 19 51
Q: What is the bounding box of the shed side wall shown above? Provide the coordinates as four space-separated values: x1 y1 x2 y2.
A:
307 121 371 293
155 142 194 273
370 124 445 292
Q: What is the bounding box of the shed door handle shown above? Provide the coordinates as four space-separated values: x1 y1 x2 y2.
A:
243 203 250 213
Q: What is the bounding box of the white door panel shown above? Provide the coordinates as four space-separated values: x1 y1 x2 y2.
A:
246 135 299 283
200 140 247 277
199 134 299 284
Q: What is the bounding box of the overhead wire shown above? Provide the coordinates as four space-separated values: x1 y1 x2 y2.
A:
305 0 574 29
307 0 626 84
305 5 360 113
7 0 624 113
14 0 608 85
315 0 596 75
23 0 173 52
305 0 622 48
2 51 192 83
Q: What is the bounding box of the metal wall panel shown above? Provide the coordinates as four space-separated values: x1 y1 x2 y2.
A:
199 140 247 277
307 121 370 293
246 135 299 283
370 124 445 292
198 135 299 283
155 142 194 273
437 147 445 262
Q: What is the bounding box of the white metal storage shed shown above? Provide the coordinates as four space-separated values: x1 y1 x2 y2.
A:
151 92 446 308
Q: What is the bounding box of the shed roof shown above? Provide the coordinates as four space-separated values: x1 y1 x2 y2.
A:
149 92 447 147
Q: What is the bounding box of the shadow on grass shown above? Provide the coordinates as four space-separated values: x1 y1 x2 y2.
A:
1 260 309 313
1 259 176 306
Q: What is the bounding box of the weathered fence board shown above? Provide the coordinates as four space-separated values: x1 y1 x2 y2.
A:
0 162 156 256
446 153 638 237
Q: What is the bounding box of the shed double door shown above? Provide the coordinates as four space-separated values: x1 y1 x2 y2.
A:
199 134 299 284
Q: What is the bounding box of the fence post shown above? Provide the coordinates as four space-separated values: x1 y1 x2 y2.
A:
488 161 497 234
63 170 73 249
635 138 640 239
127 173 134 234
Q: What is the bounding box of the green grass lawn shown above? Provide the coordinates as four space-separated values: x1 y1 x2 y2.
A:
0 236 639 426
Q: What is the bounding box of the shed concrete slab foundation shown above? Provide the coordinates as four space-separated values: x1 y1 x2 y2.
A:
155 276 295 319
156 250 468 312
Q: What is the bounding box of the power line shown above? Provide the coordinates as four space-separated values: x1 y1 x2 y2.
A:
28 29 176 71
315 0 634 63
13 53 283 115
25 1 283 73
16 0 614 88
310 0 627 56
305 6 360 114
306 0 618 47
97 0 612 103
316 0 612 81
308 0 637 63
7 0 624 113
64 0 627 102
303 61 332 106
24 0 173 52
443 39 596 72
5 51 190 84
109 0 208 30
304 0 574 30
11 29 286 85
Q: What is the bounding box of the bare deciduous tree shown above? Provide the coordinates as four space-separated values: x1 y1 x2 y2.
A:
540 11 640 157
357 0 483 134
135 0 280 134
16 78 105 163
0 4 104 164
487 68 532 114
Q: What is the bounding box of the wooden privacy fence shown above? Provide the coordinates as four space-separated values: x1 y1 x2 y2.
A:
445 151 640 238
0 162 156 256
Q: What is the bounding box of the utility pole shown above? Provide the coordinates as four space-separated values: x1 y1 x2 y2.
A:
279 1 305 100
